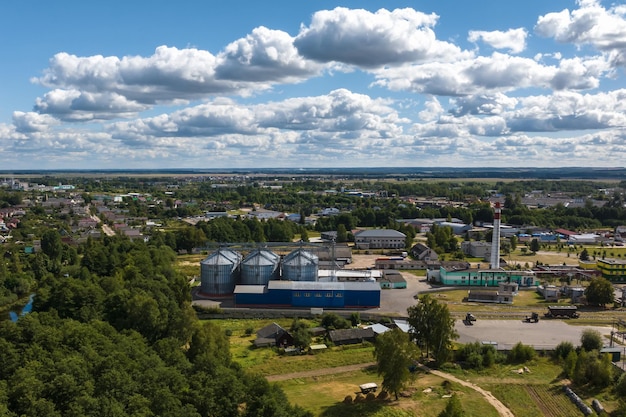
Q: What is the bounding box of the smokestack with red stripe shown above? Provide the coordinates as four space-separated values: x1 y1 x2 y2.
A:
490 202 501 269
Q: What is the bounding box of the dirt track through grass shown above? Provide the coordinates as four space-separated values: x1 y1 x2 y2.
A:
266 362 515 417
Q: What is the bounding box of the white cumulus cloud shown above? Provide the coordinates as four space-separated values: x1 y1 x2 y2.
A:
468 28 528 53
535 0 626 66
295 7 471 67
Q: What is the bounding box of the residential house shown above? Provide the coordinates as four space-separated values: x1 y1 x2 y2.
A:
254 323 294 348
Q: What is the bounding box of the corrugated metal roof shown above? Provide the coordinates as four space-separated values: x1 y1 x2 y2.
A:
267 280 380 291
355 229 406 238
233 285 266 294
242 249 280 266
201 248 242 265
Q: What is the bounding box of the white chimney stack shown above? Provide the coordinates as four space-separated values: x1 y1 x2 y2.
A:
490 202 501 269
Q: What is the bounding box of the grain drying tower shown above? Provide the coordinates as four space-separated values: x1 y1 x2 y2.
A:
240 248 280 285
282 248 318 281
200 248 242 295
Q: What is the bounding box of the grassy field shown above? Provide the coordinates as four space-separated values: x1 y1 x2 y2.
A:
276 370 501 417
206 316 623 417
213 318 375 375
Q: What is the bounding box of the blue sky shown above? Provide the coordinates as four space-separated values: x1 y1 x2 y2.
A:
1 0 625 169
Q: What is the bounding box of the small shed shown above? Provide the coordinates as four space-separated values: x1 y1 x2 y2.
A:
600 347 622 362
328 328 375 346
380 270 407 289
365 323 391 335
309 344 328 352
467 290 514 304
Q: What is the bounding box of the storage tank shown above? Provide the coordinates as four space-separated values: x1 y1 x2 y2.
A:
241 248 280 285
200 248 242 295
282 248 318 281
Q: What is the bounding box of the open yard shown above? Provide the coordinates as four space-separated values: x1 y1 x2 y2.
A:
207 316 623 417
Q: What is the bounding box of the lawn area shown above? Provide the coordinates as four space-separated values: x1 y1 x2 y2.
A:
210 318 375 375
276 368 500 417
208 317 624 417
175 253 204 279
440 356 621 417
423 288 555 315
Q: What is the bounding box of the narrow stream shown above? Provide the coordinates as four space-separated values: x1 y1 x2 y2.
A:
9 293 35 322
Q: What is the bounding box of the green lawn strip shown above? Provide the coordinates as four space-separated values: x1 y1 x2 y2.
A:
440 358 565 386
483 384 545 417
249 345 375 375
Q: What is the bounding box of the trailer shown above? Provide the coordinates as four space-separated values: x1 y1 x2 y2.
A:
545 305 579 319
359 382 378 394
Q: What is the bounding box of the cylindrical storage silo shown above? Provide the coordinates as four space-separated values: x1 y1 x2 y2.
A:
200 248 242 295
241 249 280 285
282 249 318 281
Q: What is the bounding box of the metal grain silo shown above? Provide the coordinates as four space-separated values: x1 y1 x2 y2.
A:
241 248 280 285
200 248 242 295
282 248 318 281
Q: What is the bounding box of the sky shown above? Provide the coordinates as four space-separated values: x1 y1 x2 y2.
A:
1 0 626 170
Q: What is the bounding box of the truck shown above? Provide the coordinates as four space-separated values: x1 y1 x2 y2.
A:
524 312 539 323
544 305 579 319
463 313 477 325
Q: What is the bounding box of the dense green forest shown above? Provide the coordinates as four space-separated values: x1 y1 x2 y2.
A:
0 234 312 417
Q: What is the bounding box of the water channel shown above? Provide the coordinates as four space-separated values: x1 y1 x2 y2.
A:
9 293 34 322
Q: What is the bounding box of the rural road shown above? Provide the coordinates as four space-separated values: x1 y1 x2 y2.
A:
266 362 515 417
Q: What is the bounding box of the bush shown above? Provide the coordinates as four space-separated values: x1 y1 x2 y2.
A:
244 327 254 336
438 394 465 417
580 329 603 352
616 373 626 397
456 341 498 370
320 313 350 330
508 342 536 364
553 341 575 362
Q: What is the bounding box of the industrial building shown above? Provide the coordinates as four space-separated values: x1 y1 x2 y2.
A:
199 244 381 309
431 266 538 287
596 258 626 283
354 229 406 249
234 281 380 309
428 202 538 288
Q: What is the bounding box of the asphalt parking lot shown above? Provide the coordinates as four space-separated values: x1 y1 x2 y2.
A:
370 269 614 351
454 319 612 350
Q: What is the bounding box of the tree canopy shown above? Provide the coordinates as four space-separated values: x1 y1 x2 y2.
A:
585 277 614 306
407 294 458 365
0 236 312 417
373 328 420 400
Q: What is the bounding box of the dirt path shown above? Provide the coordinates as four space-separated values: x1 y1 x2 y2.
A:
418 365 515 417
265 362 377 382
266 362 515 417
